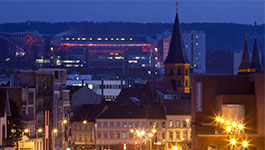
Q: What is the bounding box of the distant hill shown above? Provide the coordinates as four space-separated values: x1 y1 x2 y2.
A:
0 21 264 52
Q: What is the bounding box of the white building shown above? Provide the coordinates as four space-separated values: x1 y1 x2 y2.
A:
66 76 125 102
157 30 206 73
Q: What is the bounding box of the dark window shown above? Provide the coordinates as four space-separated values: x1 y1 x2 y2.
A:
54 71 59 79
28 92 34 105
177 68 182 76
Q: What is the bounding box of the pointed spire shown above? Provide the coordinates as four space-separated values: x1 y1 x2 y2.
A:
249 35 263 73
164 8 189 64
238 33 250 74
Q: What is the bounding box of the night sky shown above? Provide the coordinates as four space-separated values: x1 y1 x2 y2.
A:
0 0 264 24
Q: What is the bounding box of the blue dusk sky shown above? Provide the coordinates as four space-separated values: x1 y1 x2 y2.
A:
0 0 264 24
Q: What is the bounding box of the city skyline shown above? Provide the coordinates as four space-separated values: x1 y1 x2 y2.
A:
0 0 264 24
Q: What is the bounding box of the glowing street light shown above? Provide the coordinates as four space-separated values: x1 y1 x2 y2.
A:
230 138 236 146
24 128 30 134
172 146 179 150
238 124 244 130
148 133 154 137
53 129 58 134
216 117 220 122
130 129 134 133
243 141 248 148
225 120 230 125
186 119 190 123
226 126 231 133
152 128 157 134
232 122 237 128
82 120 87 125
140 130 145 136
63 119 68 125
220 118 225 123
37 128 43 133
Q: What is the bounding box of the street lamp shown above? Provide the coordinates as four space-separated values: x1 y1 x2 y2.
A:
37 128 43 133
130 129 134 133
63 119 68 125
151 128 156 134
230 138 236 150
172 146 179 150
226 126 231 133
220 118 225 124
148 133 153 137
53 129 58 134
238 124 244 130
216 117 220 122
226 121 230 126
232 122 237 128
243 141 248 149
24 128 30 134
82 120 87 125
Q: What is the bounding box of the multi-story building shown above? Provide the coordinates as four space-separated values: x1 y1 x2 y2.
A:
157 30 206 73
191 35 264 149
70 104 106 150
0 87 37 137
11 68 69 150
51 34 157 77
96 104 166 150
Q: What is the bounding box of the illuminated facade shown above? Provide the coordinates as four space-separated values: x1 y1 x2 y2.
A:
51 35 157 75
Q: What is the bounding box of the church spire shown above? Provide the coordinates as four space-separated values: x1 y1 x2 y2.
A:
164 3 190 94
249 33 263 73
164 6 189 64
238 33 250 74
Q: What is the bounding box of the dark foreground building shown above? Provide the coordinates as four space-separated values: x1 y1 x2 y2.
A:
191 35 265 150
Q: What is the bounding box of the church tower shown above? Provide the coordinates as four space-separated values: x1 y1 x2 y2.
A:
238 34 250 74
249 34 263 73
164 7 190 94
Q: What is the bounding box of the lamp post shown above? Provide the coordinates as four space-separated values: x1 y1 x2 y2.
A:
242 141 248 150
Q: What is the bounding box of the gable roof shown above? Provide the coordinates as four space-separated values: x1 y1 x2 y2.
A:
97 104 166 119
71 104 106 122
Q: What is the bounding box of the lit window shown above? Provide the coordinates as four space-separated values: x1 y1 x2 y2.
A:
121 38 125 40
142 64 146 67
128 60 137 63
196 35 199 38
105 38 108 40
77 38 80 40
129 38 133 40
111 38 114 40
89 38 92 40
66 38 69 40
176 120 180 128
97 38 102 40
154 47 158 52
61 38 64 40
195 43 198 46
116 38 119 40
72 38 75 40
176 131 180 140
169 120 174 128
82 38 86 40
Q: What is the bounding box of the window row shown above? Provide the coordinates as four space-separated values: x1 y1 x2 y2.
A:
72 134 93 142
168 130 189 141
97 121 146 128
168 120 190 128
72 124 91 131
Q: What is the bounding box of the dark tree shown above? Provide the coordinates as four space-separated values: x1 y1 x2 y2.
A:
5 99 24 146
